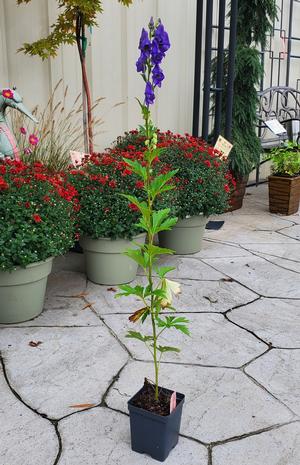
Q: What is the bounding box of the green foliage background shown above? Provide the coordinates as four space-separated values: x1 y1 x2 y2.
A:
212 0 277 177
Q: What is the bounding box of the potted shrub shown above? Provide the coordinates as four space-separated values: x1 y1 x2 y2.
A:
211 0 277 210
268 142 300 215
115 131 233 254
117 18 190 462
0 159 78 324
69 153 147 285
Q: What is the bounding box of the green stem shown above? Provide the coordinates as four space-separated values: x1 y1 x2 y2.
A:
144 102 159 401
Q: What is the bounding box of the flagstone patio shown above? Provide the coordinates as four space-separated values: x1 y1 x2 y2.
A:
1 183 299 465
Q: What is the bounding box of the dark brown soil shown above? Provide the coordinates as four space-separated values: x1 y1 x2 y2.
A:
132 379 172 416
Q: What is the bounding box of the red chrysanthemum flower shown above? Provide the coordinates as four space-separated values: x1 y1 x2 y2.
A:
32 213 42 223
135 180 144 189
128 203 139 212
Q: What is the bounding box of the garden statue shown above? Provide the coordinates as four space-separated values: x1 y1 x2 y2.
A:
0 87 38 160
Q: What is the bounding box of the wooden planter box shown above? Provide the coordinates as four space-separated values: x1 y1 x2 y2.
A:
268 175 300 215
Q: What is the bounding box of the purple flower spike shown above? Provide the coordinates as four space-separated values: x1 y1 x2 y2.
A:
136 18 170 107
145 82 155 106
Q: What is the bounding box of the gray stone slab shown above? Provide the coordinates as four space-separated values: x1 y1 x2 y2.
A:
46 270 87 297
203 256 300 298
246 349 300 416
0 297 101 327
103 313 267 367
0 365 58 465
243 242 300 262
280 224 300 241
106 360 293 443
138 256 225 280
229 298 300 348
204 215 297 245
0 326 128 418
59 407 208 464
194 240 252 259
213 423 300 465
87 278 257 316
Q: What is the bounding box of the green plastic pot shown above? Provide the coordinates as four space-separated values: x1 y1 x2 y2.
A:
158 215 207 255
0 257 53 324
80 233 146 285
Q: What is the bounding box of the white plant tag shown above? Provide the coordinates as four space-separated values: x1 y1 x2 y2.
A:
170 391 177 414
214 135 233 159
265 119 287 135
70 151 86 167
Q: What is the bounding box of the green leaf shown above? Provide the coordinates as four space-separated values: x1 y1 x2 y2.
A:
147 244 174 258
116 284 146 299
126 331 153 343
120 194 148 217
124 248 147 268
123 158 147 181
151 209 171 234
155 266 176 278
157 345 180 353
155 217 178 233
149 170 178 198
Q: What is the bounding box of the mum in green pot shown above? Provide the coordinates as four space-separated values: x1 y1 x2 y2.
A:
0 159 78 324
69 153 147 285
115 131 234 254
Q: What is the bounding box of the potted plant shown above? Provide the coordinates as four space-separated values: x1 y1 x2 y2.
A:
268 142 300 215
117 18 190 462
69 153 147 285
0 159 78 324
115 131 233 254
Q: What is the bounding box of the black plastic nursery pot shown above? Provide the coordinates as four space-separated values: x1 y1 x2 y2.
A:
128 385 185 462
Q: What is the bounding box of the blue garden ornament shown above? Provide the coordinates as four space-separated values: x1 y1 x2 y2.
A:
0 87 38 160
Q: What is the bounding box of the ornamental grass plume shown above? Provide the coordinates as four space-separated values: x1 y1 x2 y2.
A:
116 18 190 401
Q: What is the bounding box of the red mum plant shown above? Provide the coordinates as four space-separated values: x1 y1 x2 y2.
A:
0 159 79 271
115 130 235 217
68 152 147 240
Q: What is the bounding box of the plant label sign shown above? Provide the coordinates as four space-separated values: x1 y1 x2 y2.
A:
170 391 177 413
214 136 233 159
70 151 86 167
265 119 287 136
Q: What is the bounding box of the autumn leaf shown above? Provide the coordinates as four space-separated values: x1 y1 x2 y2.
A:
28 341 43 347
129 307 147 323
82 302 95 310
69 403 96 409
72 292 89 298
107 287 117 292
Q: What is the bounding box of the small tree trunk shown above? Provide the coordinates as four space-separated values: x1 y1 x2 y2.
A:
76 14 94 155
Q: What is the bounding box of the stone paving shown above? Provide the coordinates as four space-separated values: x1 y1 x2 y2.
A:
0 183 300 465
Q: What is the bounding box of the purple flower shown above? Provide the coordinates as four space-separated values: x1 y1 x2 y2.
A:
154 23 170 53
152 64 164 88
136 53 147 73
151 39 165 65
139 28 151 56
145 82 155 106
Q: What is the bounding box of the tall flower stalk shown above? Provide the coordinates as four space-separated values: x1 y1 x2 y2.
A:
117 19 189 401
